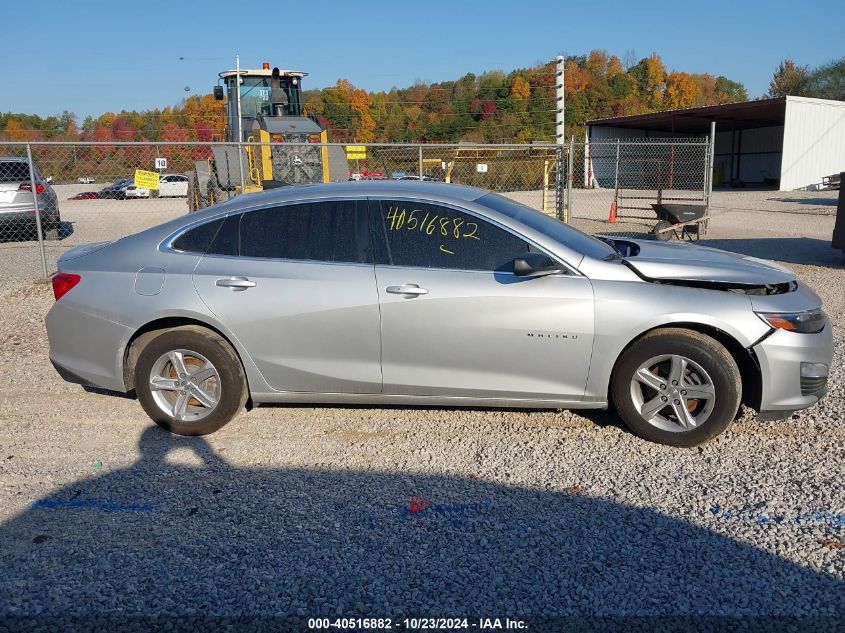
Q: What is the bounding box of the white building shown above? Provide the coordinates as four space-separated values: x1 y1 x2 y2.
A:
587 96 845 191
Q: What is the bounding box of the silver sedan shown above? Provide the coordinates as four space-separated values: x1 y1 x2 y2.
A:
45 182 833 446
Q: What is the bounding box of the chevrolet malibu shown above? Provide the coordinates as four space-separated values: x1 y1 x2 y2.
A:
45 182 832 446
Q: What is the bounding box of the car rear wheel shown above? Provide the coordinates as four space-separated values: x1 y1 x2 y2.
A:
135 328 247 436
611 328 741 447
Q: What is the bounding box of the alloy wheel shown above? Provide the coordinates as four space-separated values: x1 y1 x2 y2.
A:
149 349 221 422
629 353 716 432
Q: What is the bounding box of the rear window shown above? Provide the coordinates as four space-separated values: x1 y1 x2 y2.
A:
171 218 224 253
0 161 31 183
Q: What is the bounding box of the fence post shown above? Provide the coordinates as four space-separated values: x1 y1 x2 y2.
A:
555 146 564 222
614 139 620 211
542 160 550 214
237 141 246 194
566 136 574 224
26 144 49 280
705 121 716 233
418 145 424 180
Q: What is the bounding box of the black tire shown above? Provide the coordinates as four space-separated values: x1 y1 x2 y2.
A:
610 328 741 447
135 327 247 436
652 220 673 241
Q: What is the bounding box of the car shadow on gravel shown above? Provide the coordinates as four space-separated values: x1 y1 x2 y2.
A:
0 427 842 630
698 237 844 268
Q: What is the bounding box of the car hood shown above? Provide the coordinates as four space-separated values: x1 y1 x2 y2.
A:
622 239 796 286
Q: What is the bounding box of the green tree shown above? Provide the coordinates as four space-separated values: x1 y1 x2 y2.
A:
805 57 845 100
714 76 748 103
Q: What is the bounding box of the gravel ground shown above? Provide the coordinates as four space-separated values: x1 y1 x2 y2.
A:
0 188 843 628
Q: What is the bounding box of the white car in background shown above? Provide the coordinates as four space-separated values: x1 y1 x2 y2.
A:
77 176 95 184
124 185 151 199
158 174 189 198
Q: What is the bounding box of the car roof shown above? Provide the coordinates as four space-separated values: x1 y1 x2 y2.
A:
199 181 488 217
0 157 27 162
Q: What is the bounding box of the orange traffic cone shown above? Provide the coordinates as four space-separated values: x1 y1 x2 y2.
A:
608 201 617 223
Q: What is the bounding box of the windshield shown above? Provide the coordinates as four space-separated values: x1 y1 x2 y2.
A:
477 193 617 261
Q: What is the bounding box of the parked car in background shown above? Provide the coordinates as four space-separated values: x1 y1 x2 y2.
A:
158 174 189 198
0 157 61 240
125 186 151 199
99 179 133 200
349 170 387 181
77 176 96 184
45 182 832 447
396 174 440 182
69 192 99 200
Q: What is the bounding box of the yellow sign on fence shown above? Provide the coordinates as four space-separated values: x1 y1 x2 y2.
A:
345 145 367 160
134 169 160 190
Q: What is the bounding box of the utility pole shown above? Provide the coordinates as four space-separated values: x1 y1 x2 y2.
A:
555 55 565 144
235 54 243 144
235 53 246 193
554 55 566 222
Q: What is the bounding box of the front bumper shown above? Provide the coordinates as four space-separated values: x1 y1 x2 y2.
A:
753 322 833 412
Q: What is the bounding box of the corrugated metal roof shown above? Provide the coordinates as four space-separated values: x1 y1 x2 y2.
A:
588 98 787 132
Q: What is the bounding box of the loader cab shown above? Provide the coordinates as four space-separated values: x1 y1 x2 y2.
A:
218 64 306 142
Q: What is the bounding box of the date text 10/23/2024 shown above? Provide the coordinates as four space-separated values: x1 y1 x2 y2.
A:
308 617 528 630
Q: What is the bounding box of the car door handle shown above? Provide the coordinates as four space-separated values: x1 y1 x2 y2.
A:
386 284 429 297
216 276 256 291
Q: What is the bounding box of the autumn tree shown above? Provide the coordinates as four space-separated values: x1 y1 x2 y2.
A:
664 72 697 109
644 53 667 108
768 60 810 97
3 119 28 141
511 75 531 100
607 55 624 80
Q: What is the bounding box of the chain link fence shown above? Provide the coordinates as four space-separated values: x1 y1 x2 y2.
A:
566 138 712 239
0 139 711 288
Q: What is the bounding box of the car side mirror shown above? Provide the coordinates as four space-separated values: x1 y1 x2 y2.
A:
513 252 561 277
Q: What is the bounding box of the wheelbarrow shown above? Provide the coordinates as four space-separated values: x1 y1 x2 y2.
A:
650 203 709 241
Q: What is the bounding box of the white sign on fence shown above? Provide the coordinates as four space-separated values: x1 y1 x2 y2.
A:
154 157 167 170
476 163 488 173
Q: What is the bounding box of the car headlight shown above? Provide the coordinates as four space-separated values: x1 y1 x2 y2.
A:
756 308 827 333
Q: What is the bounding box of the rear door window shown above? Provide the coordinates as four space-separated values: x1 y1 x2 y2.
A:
370 200 529 272
238 200 369 263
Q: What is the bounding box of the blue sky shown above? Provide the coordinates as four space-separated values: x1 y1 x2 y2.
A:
1 0 841 118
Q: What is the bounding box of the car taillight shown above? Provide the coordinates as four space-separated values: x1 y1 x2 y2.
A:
19 182 45 194
51 273 81 301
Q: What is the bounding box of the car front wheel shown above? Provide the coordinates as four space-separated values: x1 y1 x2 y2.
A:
135 327 247 436
611 328 741 447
